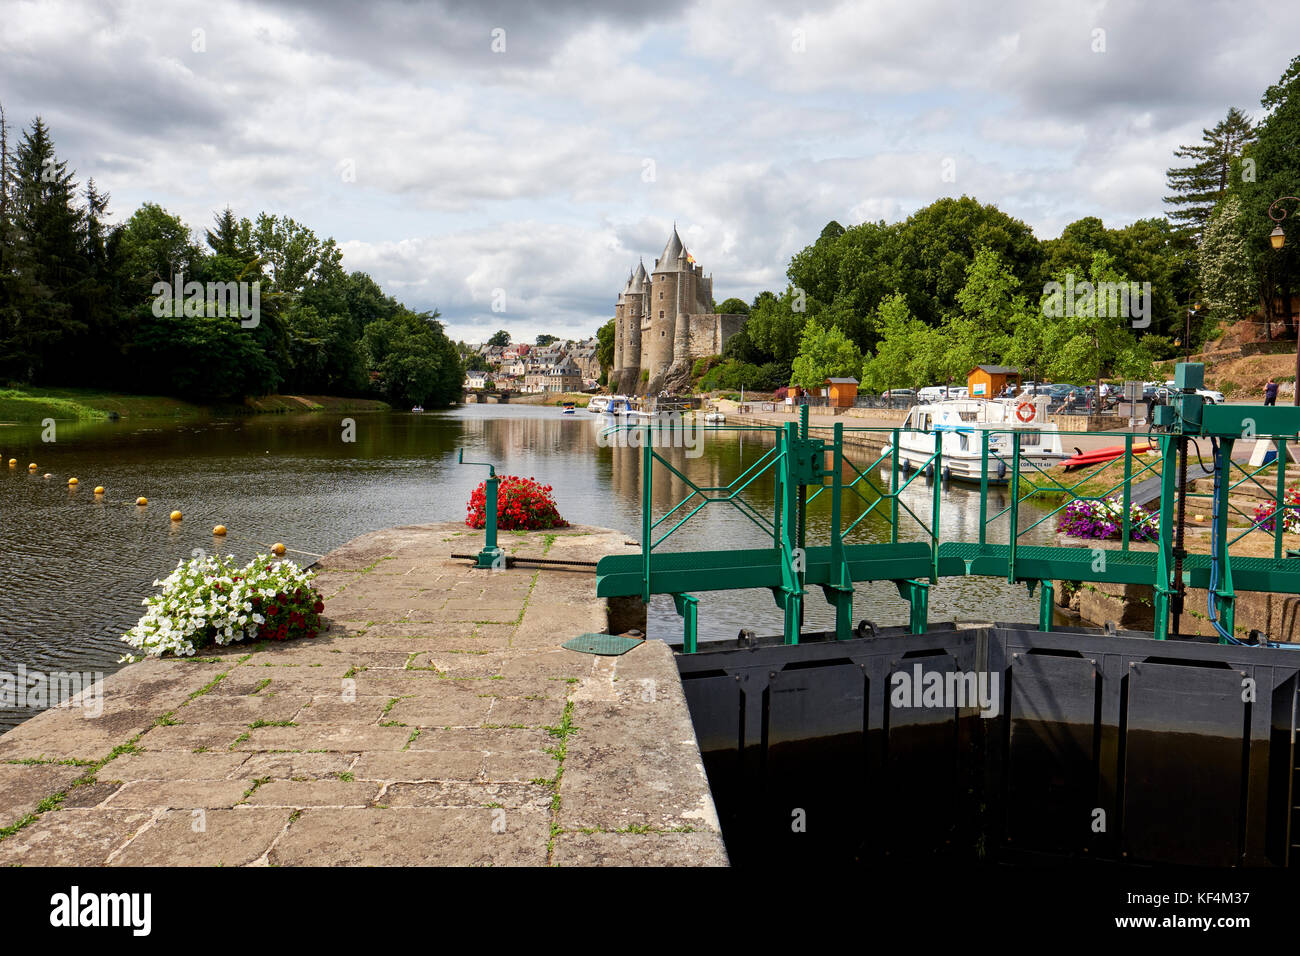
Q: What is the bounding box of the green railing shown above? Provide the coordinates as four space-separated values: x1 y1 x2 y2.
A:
593 377 1300 651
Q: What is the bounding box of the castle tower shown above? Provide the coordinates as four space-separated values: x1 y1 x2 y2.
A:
622 260 647 394
645 226 686 391
611 271 631 388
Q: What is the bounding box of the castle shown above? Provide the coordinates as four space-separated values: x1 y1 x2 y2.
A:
610 226 746 395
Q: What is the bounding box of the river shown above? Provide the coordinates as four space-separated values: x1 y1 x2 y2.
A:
0 404 1055 729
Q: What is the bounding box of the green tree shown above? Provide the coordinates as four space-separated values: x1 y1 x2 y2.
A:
746 287 812 364
789 316 862 389
487 329 510 347
1232 55 1300 340
363 310 463 407
1198 196 1257 326
1039 251 1155 394
2 116 89 382
861 293 936 393
535 333 557 346
1164 107 1257 238
715 297 749 315
595 318 614 375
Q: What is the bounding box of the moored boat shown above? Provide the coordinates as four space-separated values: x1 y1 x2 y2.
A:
881 396 1067 484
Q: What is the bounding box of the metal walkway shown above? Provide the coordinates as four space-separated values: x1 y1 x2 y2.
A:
595 364 1300 651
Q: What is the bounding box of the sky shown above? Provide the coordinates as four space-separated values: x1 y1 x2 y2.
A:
2 0 1298 344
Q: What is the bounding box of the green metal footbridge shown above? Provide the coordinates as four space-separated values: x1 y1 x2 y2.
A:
595 363 1300 652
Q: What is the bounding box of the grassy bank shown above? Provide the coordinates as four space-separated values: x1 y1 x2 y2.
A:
0 387 390 423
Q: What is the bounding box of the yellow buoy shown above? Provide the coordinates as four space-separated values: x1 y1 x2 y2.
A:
67 477 78 486
213 525 227 536
170 510 182 522
7 459 14 467
271 542 286 556
136 497 148 506
27 463 37 471
42 473 51 479
94 486 105 495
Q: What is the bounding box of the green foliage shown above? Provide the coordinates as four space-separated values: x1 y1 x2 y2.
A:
0 109 461 406
1038 216 1195 344
536 333 558 346
1230 55 1300 336
362 311 463 407
745 287 811 364
715 297 750 315
1037 251 1156 386
699 359 789 392
692 354 721 379
1198 196 1257 324
595 319 614 373
132 309 281 401
789 317 862 389
488 329 511 347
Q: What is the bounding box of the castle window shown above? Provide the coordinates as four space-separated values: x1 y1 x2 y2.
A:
659 291 663 300
659 311 664 319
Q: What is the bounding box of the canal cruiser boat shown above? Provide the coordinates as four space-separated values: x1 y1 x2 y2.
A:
587 395 610 414
605 395 633 416
703 411 726 423
882 396 1067 484
561 401 577 415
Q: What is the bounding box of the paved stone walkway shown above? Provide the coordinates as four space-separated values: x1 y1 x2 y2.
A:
0 523 727 866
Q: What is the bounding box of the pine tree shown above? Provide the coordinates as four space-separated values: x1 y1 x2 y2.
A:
1164 107 1257 238
205 205 252 262
4 117 89 381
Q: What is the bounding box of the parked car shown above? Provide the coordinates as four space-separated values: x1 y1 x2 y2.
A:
917 385 957 403
1155 385 1223 404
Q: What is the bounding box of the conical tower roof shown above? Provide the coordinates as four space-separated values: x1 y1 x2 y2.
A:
655 226 685 272
630 259 648 293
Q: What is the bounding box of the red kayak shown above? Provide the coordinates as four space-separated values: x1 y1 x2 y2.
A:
1062 442 1153 471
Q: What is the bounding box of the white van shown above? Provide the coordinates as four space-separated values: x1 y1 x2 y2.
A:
917 385 961 403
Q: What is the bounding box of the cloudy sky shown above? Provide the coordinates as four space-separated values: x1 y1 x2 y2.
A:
2 0 1297 343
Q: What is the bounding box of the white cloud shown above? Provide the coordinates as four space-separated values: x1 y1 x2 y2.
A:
3 0 1297 342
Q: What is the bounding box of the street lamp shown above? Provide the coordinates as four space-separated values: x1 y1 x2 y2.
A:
1185 301 1204 362
1268 196 1300 405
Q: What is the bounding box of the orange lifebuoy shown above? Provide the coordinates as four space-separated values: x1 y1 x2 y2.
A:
1016 401 1036 423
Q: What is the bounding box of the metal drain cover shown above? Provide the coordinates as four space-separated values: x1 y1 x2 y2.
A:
562 633 645 656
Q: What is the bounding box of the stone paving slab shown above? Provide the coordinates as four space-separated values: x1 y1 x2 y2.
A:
0 523 728 866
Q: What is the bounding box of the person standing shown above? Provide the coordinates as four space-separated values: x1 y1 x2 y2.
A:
1265 378 1279 406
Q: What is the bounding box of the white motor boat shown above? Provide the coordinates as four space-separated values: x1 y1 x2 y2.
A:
704 411 726 424
587 395 610 414
881 396 1066 484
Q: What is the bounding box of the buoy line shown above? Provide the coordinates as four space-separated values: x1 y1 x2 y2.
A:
1 458 325 561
